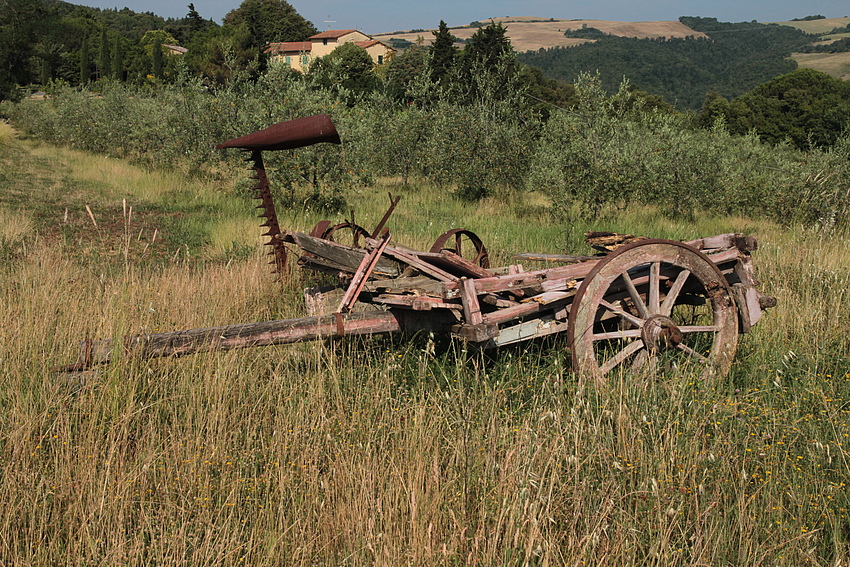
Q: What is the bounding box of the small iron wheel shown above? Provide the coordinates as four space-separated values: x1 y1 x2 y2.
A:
322 222 371 248
429 228 490 268
567 240 738 381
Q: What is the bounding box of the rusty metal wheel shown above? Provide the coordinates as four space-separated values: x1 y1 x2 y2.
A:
568 240 738 381
429 229 490 268
322 222 371 248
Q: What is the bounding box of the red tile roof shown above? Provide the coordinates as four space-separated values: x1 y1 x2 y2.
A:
309 29 359 40
265 42 312 54
163 44 188 54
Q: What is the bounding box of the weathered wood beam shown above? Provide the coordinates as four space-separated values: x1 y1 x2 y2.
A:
511 253 598 264
72 310 457 369
284 232 398 276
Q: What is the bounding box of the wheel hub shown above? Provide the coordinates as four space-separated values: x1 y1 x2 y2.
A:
641 315 683 352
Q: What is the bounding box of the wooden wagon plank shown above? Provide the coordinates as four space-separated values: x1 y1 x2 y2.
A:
74 309 461 368
460 278 484 325
521 290 573 305
511 253 598 263
285 232 398 276
481 294 520 308
488 318 570 347
482 301 541 325
442 263 594 299
414 250 494 278
372 295 462 311
362 275 445 297
686 234 758 253
380 245 459 282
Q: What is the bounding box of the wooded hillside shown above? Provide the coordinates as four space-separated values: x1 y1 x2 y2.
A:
517 17 815 110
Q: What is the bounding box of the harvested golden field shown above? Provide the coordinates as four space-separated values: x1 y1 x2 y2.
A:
792 51 850 80
374 18 707 52
775 16 850 34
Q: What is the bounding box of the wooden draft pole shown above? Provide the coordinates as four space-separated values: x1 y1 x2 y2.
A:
67 310 458 370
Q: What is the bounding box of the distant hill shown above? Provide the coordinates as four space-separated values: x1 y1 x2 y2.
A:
373 17 706 52
773 16 850 34
516 17 815 110
377 16 850 83
775 17 850 79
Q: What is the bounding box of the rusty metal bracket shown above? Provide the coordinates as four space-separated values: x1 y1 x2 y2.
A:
371 194 401 238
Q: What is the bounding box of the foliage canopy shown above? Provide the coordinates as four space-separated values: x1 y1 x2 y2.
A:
223 0 317 47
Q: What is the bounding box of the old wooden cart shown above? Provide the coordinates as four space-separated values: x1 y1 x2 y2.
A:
67 115 775 380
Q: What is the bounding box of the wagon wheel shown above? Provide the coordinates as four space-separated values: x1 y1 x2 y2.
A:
430 229 490 268
322 222 371 248
568 240 738 381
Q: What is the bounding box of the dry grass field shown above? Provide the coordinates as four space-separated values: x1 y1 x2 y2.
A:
791 52 850 80
776 16 850 80
374 18 707 52
774 17 850 34
3 119 850 565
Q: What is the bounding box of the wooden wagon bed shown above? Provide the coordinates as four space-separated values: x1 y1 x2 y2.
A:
67 227 774 382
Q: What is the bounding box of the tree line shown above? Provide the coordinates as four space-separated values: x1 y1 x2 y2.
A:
0 0 317 100
3 2 849 162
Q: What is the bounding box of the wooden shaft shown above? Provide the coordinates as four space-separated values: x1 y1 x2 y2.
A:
78 312 402 368
75 309 459 369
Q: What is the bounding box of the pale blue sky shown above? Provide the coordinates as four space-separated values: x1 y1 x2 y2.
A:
80 0 850 35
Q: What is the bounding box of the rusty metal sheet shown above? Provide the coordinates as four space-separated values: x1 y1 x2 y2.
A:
216 114 341 151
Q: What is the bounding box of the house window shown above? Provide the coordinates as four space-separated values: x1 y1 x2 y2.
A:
377 55 383 65
285 56 291 64
302 55 309 66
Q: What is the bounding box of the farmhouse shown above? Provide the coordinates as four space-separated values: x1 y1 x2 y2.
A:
162 44 187 56
265 29 395 72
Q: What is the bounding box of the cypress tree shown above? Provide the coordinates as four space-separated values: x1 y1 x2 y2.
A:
98 28 110 79
111 37 123 80
428 20 456 85
152 42 163 79
80 35 90 84
187 3 205 34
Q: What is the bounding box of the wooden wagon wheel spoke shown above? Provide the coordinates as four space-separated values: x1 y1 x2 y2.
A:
621 272 649 319
676 343 710 363
648 261 661 315
631 349 657 372
599 299 644 328
568 240 738 381
592 329 643 341
599 339 646 375
678 325 720 333
661 269 691 317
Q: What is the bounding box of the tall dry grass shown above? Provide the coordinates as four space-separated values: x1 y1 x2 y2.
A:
1 132 850 566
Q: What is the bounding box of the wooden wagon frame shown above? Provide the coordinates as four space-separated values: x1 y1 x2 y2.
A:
66 115 775 380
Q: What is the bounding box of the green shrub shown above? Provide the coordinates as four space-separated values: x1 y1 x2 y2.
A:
528 74 850 227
